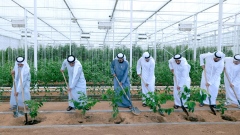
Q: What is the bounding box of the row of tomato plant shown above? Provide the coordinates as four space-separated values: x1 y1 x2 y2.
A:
25 86 228 121
0 60 219 87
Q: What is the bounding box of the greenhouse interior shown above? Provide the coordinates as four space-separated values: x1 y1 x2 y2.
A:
0 0 240 135
1 0 240 133
0 0 239 87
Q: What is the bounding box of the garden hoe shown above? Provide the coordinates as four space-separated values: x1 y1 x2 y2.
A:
19 68 29 125
115 77 140 115
224 69 240 108
62 72 74 103
204 69 216 115
11 71 24 118
140 76 164 116
173 73 189 116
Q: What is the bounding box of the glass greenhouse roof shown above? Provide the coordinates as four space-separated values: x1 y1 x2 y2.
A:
0 0 240 49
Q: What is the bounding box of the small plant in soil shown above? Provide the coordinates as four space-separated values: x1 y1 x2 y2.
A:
102 88 125 119
140 86 174 115
181 86 208 113
24 100 43 124
72 91 99 116
216 87 227 115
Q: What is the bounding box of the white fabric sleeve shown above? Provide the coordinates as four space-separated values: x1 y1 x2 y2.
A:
200 53 212 66
136 58 142 75
61 59 67 70
70 67 82 89
168 58 173 70
208 62 224 85
178 65 189 87
232 70 240 86
146 59 155 84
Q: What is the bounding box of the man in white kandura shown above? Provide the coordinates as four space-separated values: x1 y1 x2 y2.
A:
199 51 225 108
169 54 191 109
10 56 31 110
137 52 155 107
224 54 240 108
61 55 87 111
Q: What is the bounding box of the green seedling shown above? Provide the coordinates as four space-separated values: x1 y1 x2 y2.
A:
102 88 126 118
181 86 208 113
24 100 43 122
72 91 99 116
140 86 174 115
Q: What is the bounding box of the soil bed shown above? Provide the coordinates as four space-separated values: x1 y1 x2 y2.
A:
0 101 240 135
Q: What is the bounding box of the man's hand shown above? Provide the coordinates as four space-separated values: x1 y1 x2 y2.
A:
145 83 149 87
60 70 64 72
206 82 210 87
113 74 116 77
202 65 205 70
68 88 71 91
230 83 234 88
14 92 18 97
171 69 174 74
11 70 15 75
138 74 141 77
177 86 180 91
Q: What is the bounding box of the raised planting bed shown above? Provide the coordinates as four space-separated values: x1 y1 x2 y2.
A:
0 101 240 135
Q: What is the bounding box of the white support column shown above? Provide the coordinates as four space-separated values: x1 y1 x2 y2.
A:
234 14 238 54
113 21 115 60
154 14 157 61
130 0 133 82
161 31 164 49
34 0 38 70
70 14 72 55
194 15 197 61
24 9 27 62
218 0 223 51
188 32 191 60
214 30 217 46
188 32 191 47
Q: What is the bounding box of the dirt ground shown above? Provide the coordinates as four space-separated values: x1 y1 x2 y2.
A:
0 101 240 135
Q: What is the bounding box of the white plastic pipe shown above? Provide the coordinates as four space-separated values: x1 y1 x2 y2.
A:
24 8 27 62
218 0 223 51
130 0 133 81
113 21 115 60
194 15 197 61
70 13 72 55
154 14 157 61
34 0 38 70
234 14 238 54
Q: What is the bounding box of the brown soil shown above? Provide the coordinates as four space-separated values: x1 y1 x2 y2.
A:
0 101 240 135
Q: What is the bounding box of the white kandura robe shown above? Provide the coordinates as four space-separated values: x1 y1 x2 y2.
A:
61 59 87 107
10 61 31 107
224 57 240 105
200 53 225 105
137 57 155 103
169 58 191 107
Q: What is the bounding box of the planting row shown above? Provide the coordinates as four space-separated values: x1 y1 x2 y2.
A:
10 86 231 125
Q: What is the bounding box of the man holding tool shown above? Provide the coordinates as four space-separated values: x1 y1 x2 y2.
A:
168 54 191 109
199 51 225 108
61 55 86 111
224 54 240 108
137 52 155 107
110 53 132 109
10 56 31 110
